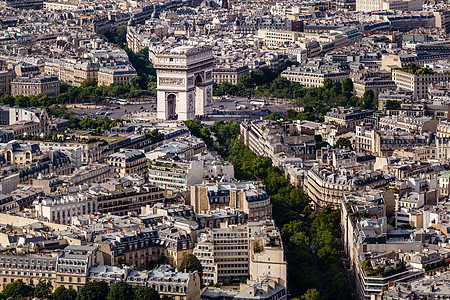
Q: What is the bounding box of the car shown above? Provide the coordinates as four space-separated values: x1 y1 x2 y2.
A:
218 105 224 110
234 101 238 104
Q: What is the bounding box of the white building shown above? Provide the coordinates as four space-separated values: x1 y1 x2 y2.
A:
154 46 214 120
393 68 450 100
34 194 97 224
149 158 203 191
248 220 287 288
356 0 422 12
281 67 348 88
193 225 249 285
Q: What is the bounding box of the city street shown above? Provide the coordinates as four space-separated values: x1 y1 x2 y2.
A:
67 96 292 122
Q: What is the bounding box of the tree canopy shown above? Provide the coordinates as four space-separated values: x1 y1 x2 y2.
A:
52 286 78 300
179 253 203 280
1 279 33 299
134 286 161 300
76 281 110 300
188 120 353 299
334 137 352 150
108 281 134 300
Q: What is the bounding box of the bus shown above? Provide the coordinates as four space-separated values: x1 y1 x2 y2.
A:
250 99 265 107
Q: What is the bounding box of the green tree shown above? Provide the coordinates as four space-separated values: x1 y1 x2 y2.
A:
301 289 322 300
80 78 97 88
360 89 375 110
14 95 30 107
33 280 52 299
236 74 253 90
52 286 77 300
179 253 203 279
1 279 33 299
266 112 282 121
286 109 298 120
314 134 329 150
134 286 161 300
210 121 240 145
341 78 353 94
0 93 15 106
108 281 134 300
385 100 401 109
323 78 333 90
184 119 203 136
334 137 352 150
76 281 109 300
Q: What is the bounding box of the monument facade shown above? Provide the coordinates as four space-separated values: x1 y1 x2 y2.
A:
154 46 214 120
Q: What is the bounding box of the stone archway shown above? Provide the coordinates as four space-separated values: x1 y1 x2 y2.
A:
167 94 177 120
194 74 206 116
195 74 203 86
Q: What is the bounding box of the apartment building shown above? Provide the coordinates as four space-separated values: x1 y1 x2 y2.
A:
258 29 299 48
14 64 40 77
193 225 249 284
436 120 450 138
378 116 438 134
353 79 396 100
340 196 425 300
45 60 99 87
0 0 43 9
392 69 450 100
19 139 109 165
61 163 111 185
89 265 201 300
56 245 100 291
248 220 287 287
11 75 60 99
356 0 422 12
378 90 413 111
34 194 97 224
149 157 203 191
213 66 249 85
92 186 165 216
0 70 12 94
306 165 391 208
0 255 57 291
97 65 137 86
324 107 374 130
240 120 316 167
355 126 430 157
373 273 450 300
373 131 429 157
281 67 348 88
98 226 194 270
189 182 272 220
107 149 148 179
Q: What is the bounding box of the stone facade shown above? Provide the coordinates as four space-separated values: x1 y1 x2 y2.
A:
155 46 214 120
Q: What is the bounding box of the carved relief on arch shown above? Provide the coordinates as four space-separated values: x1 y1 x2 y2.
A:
160 77 184 86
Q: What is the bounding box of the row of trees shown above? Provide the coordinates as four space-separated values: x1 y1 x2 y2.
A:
213 61 298 98
225 139 352 299
63 25 158 104
0 251 204 300
215 70 378 123
0 90 125 135
104 27 156 77
263 78 376 123
57 74 156 104
185 121 352 299
0 279 162 300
